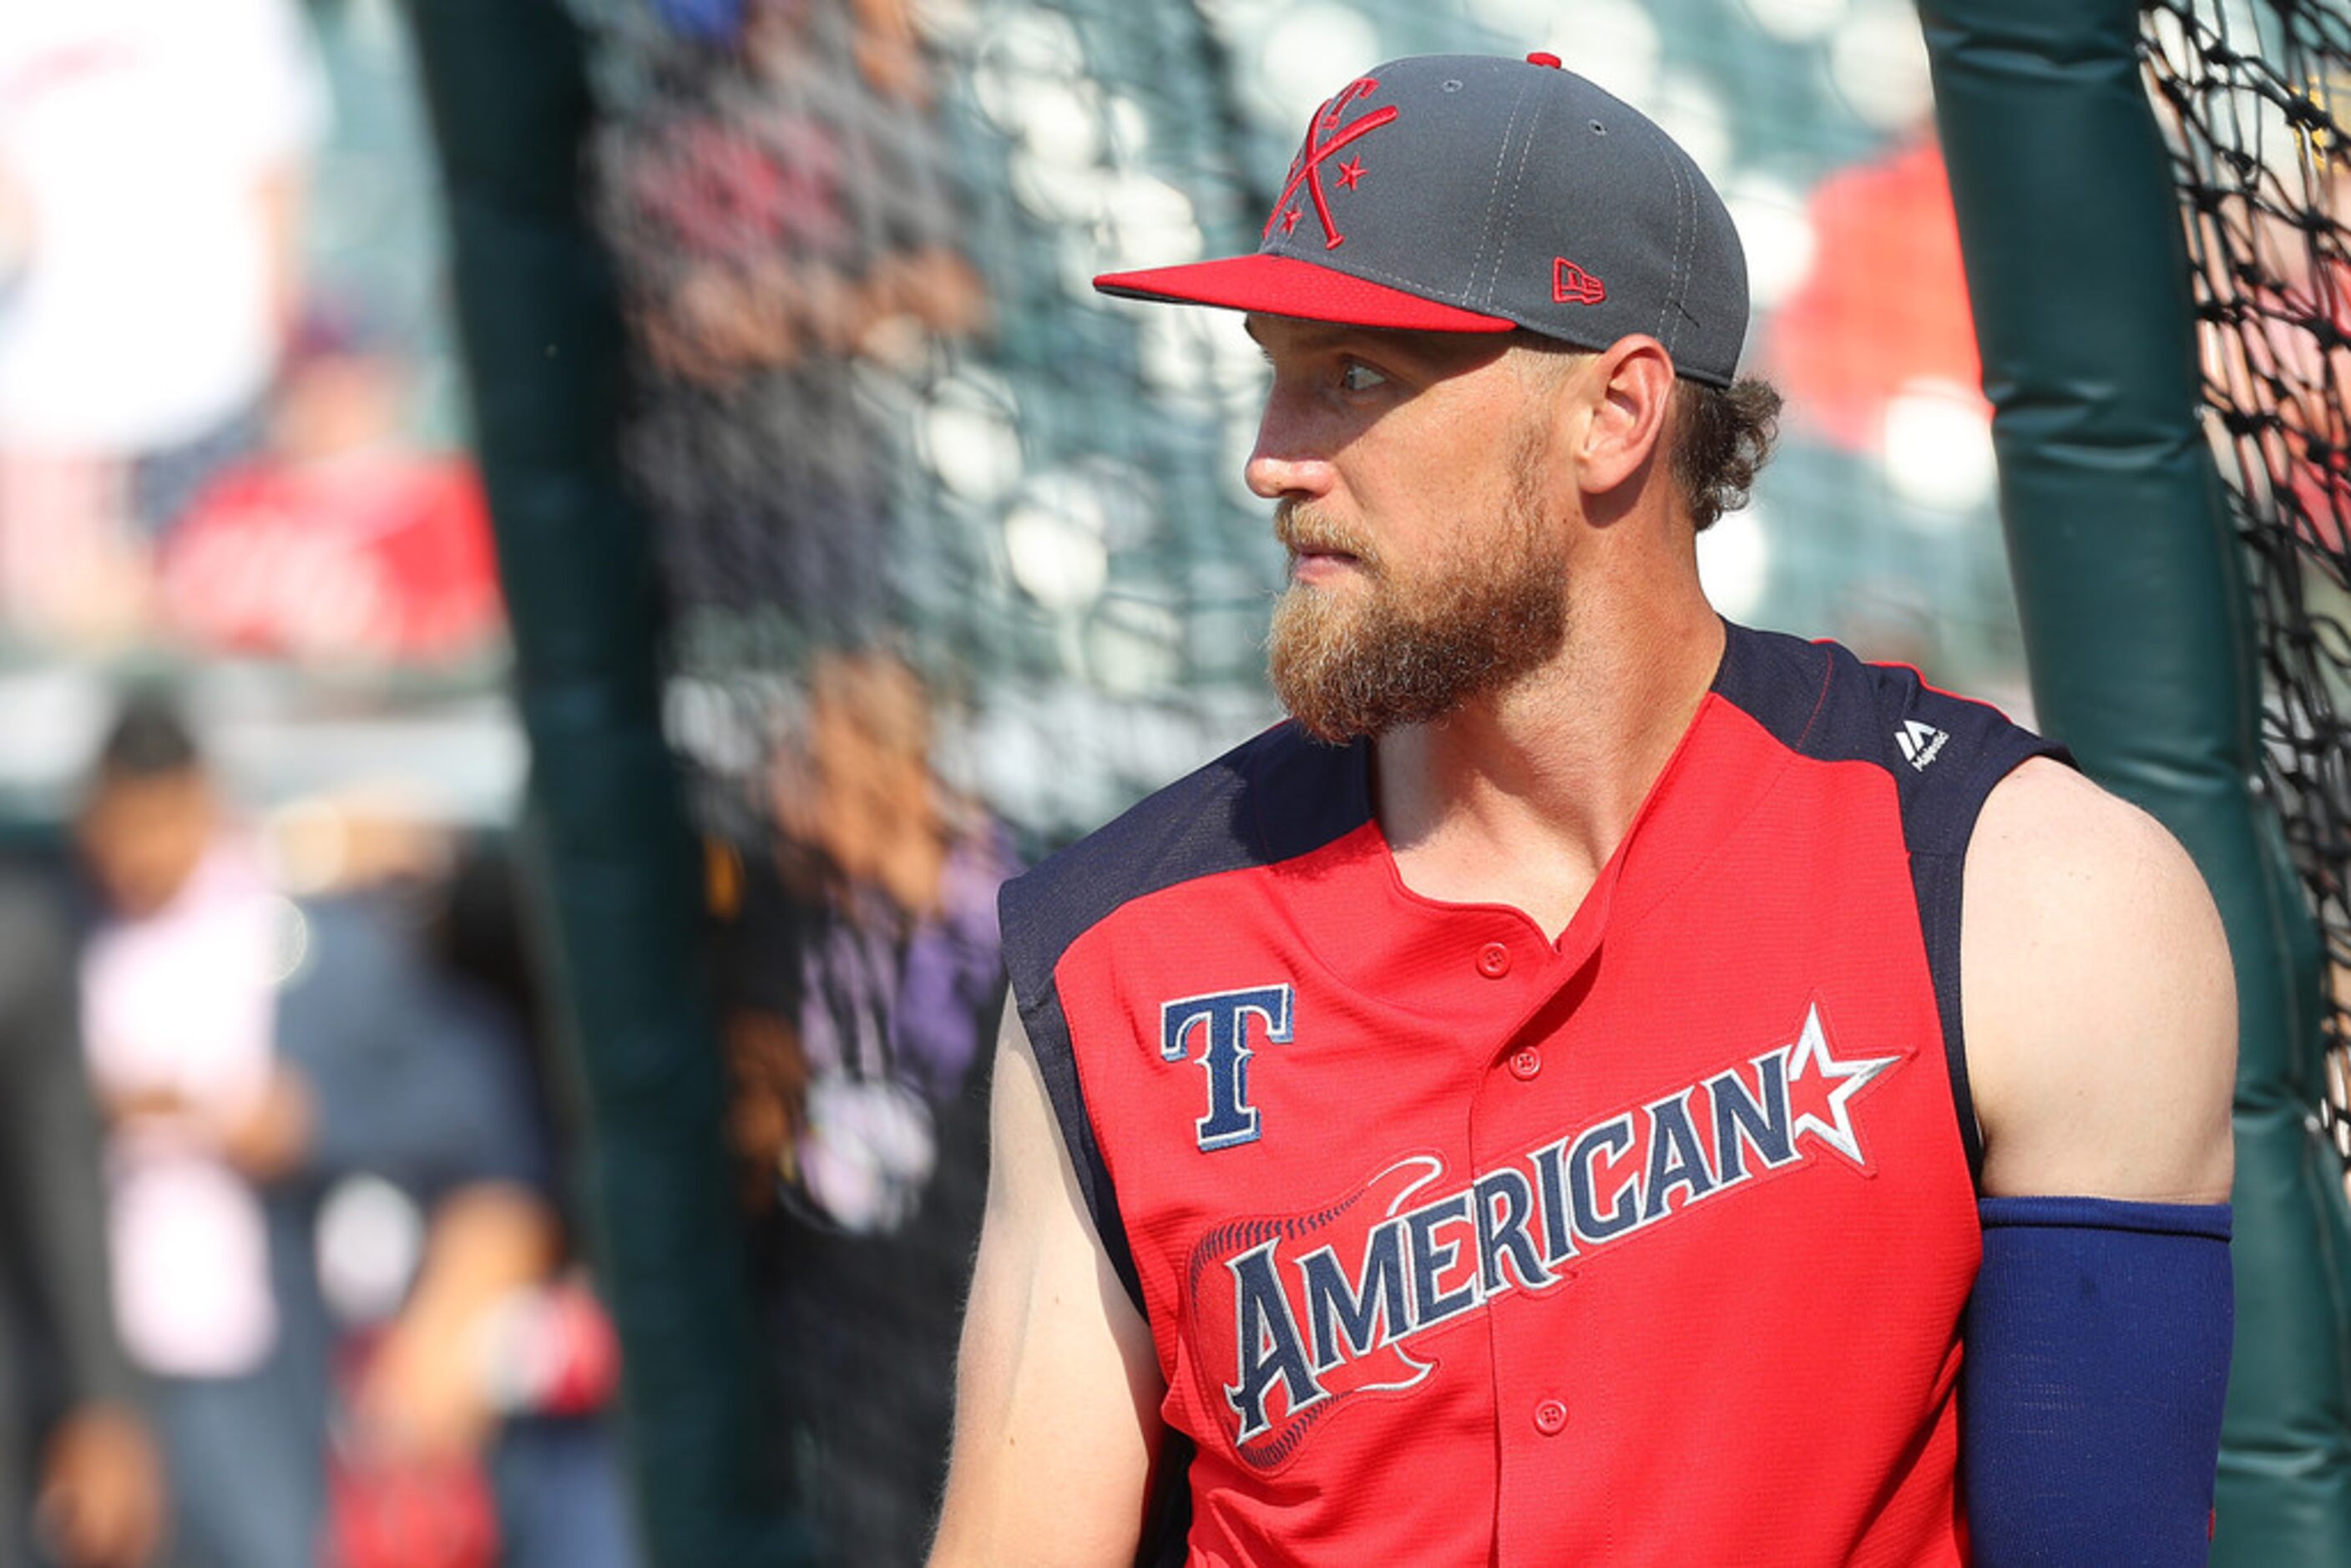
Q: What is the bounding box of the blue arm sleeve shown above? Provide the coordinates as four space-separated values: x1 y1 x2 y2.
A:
1963 1196 2232 1565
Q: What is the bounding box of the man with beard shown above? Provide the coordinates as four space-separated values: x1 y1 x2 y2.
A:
932 53 2235 1566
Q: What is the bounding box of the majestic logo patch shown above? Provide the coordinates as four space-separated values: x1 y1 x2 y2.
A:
1185 1003 1904 1464
1552 257 1607 305
1162 984 1294 1151
1897 719 1949 771
1265 78 1397 250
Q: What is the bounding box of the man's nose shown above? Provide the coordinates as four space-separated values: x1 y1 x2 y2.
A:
1245 400 1336 503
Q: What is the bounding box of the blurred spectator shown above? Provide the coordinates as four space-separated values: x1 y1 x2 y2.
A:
0 0 324 646
159 309 504 669
2180 94 2351 560
299 816 643 1568
73 696 626 1568
1761 132 1986 453
0 874 164 1568
729 650 1010 1235
715 650 1010 1560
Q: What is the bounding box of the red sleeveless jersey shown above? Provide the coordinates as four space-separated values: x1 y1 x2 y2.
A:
999 625 2063 1565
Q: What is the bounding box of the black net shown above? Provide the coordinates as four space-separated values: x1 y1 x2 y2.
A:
563 8 1273 1556
554 0 2036 1558
2141 0 2351 1165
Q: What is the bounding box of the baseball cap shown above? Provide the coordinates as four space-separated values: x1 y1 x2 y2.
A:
1094 53 1750 387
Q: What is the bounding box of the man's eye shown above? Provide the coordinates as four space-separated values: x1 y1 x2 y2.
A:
1339 362 1388 392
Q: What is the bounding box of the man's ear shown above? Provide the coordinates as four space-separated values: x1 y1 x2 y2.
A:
1573 335 1676 498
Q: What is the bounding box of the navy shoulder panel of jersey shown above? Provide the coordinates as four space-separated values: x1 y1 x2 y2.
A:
1715 622 2070 1179
1713 621 2070 854
999 721 1371 1011
996 722 1369 1314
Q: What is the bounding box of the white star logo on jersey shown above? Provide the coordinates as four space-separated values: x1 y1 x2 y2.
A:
1784 1003 1903 1166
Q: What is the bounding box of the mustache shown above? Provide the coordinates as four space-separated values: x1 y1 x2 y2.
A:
1274 501 1379 567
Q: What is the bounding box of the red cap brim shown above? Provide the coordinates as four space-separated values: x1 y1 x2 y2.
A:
1093 255 1515 334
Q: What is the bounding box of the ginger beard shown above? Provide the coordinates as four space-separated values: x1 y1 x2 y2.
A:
1267 429 1569 742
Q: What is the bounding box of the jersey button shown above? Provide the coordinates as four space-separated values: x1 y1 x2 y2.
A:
1476 942 1512 979
1533 1398 1568 1435
1509 1047 1542 1080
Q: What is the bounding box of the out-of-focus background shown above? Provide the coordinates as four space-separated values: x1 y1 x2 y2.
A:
0 0 2030 1564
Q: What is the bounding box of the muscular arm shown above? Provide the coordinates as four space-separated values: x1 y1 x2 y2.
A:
1958 757 2237 1560
1964 757 2236 1202
930 1001 1165 1568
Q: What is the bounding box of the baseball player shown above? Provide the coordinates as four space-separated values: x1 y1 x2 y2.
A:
932 53 2234 1565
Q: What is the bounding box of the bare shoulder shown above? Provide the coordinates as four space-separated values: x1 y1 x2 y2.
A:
1961 756 2236 1201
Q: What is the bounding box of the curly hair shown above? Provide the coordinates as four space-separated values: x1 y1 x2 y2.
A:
1669 375 1782 531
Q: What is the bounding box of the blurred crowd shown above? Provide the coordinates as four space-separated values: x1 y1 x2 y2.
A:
0 0 498 672
0 2 635 1564
0 690 642 1568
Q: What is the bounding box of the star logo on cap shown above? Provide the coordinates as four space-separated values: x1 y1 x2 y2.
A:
1263 76 1398 250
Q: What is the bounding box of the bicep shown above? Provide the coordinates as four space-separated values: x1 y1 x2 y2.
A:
931 1000 1163 1568
1959 766 2237 1548
1963 758 2237 1202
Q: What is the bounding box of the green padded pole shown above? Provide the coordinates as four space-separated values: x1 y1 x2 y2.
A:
1919 0 2351 1556
403 2 811 1560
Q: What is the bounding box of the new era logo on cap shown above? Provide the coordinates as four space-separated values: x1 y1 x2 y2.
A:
1093 53 1751 387
1553 259 1607 306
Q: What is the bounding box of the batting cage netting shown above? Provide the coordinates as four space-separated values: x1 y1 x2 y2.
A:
543 0 2034 1557
2141 0 2351 1169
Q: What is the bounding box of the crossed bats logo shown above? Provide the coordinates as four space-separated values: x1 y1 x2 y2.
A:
1266 77 1397 250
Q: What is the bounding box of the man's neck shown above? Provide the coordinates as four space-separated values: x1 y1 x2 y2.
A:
1373 585 1725 943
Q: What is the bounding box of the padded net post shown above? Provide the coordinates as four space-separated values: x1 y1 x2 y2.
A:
404 1 816 1560
1921 0 2351 1555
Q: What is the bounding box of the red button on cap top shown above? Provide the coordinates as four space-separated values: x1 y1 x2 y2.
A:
1527 51 1563 68
1534 1398 1569 1435
1477 942 1512 979
1509 1048 1542 1081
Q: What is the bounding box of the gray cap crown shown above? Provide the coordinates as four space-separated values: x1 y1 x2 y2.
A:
1100 53 1752 387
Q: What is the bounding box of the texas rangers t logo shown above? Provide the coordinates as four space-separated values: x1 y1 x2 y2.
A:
1161 985 1294 1151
